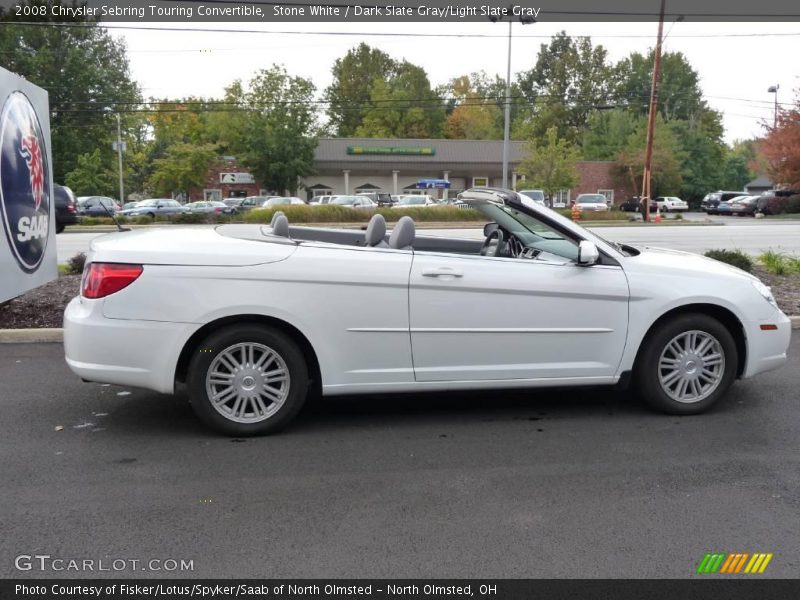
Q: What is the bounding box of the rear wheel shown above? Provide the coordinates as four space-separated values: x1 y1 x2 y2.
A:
187 324 309 435
635 314 738 415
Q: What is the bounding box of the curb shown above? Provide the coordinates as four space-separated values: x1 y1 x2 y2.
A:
0 328 64 343
2 318 799 344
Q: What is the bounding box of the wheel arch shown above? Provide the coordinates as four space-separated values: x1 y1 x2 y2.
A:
174 314 322 391
633 303 747 377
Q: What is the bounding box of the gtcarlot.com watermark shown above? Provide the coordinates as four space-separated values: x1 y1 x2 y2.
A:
15 554 194 573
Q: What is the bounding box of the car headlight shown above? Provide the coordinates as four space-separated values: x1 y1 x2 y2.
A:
751 280 777 308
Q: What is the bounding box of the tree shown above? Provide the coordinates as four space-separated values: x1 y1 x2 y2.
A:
613 51 707 121
516 32 615 144
149 142 218 199
517 127 580 201
442 75 502 139
324 43 397 136
670 111 726 201
0 0 141 182
355 61 444 138
227 66 319 193
582 109 639 161
614 116 685 197
64 149 115 197
761 96 800 188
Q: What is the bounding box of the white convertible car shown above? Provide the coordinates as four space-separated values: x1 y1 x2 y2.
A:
64 188 792 435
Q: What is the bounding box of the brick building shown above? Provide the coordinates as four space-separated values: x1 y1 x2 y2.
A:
191 139 635 205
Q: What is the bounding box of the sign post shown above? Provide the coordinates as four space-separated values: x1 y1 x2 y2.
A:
0 67 57 303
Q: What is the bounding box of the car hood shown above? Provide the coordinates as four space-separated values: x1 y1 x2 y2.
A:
88 226 297 266
626 246 758 283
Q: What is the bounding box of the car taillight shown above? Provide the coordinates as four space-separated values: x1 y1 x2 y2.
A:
81 263 143 299
67 201 76 213
214 207 222 212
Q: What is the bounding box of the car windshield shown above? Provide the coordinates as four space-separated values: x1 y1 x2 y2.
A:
332 196 357 205
398 196 425 205
137 200 158 207
475 203 580 261
577 195 606 204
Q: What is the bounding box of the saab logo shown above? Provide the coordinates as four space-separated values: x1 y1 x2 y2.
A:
696 552 773 574
0 90 51 273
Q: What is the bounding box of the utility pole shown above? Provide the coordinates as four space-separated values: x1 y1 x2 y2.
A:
115 113 125 204
641 0 666 223
768 85 780 128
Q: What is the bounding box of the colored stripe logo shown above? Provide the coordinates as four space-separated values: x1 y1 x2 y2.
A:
696 552 773 574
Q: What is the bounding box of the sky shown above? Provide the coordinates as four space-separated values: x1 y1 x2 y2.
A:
109 20 800 143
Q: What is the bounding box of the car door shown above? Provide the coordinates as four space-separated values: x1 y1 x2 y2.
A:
408 251 630 382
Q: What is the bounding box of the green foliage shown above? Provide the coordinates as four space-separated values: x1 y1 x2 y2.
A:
242 206 483 224
614 115 685 197
226 66 318 193
759 250 791 275
65 149 116 197
582 109 640 161
517 127 580 200
704 249 753 273
149 142 218 198
440 73 503 140
0 1 140 182
324 43 397 136
516 32 615 144
355 61 444 138
613 51 707 121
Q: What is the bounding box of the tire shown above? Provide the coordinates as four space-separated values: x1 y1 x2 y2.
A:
147 212 156 220
634 313 738 415
187 324 309 435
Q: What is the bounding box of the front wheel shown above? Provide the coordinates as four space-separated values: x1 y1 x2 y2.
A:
187 324 309 435
634 314 738 415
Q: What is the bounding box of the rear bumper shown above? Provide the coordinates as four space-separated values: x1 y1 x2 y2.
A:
63 296 193 394
741 312 792 378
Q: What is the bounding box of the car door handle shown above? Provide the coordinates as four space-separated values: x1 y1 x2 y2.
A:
422 268 463 278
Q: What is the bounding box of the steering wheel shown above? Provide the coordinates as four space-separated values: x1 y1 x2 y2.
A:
480 228 505 257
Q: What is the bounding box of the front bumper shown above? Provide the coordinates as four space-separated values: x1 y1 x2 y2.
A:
63 296 194 394
741 312 793 378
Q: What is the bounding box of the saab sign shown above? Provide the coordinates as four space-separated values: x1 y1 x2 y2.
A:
0 67 56 303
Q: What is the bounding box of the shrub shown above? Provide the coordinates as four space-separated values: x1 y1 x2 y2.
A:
242 205 484 224
704 249 753 273
67 252 87 275
759 250 790 275
764 195 800 215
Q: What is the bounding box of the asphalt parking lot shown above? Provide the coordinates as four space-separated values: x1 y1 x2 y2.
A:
1 340 798 579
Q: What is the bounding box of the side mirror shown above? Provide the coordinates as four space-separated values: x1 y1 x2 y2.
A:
483 222 499 237
577 241 599 266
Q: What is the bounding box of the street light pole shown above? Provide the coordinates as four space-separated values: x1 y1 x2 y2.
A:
768 85 780 128
502 17 512 189
115 113 124 204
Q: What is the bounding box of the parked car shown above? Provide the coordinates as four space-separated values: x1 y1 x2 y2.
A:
574 194 610 212
309 195 334 206
262 197 306 207
185 201 234 215
701 191 746 214
356 191 394 206
518 189 546 209
63 186 791 435
224 197 274 213
119 199 188 219
393 195 437 208
331 195 377 209
717 195 759 217
618 197 643 212
655 196 689 212
53 184 79 233
76 196 119 217
121 201 140 211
